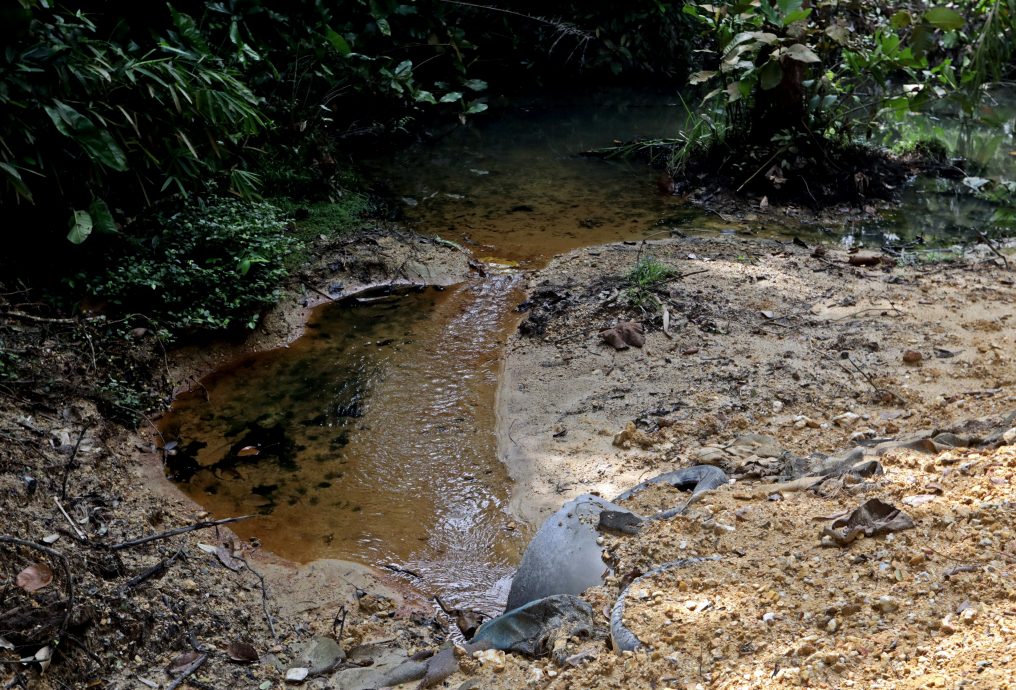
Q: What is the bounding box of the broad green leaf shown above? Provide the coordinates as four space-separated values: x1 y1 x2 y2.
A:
89 199 117 234
440 91 463 103
701 87 724 103
324 28 351 55
890 10 913 28
724 31 778 55
414 90 438 104
777 0 803 14
886 96 910 115
463 79 488 92
781 8 811 26
759 60 783 90
376 17 391 36
688 70 717 84
0 162 33 202
45 101 128 171
923 7 964 30
465 101 488 115
725 80 743 103
784 43 821 64
394 60 413 78
67 210 93 244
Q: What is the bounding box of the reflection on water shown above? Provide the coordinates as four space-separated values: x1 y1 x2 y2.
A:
857 88 1016 245
370 90 732 261
163 278 526 613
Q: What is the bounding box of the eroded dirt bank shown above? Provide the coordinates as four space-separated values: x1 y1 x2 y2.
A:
0 229 473 689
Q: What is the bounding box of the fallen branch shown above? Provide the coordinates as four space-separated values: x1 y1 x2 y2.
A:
117 549 184 593
234 553 277 639
0 537 74 644
110 516 253 551
60 423 91 500
53 497 87 542
978 232 1010 270
0 311 103 325
301 281 339 303
165 653 207 690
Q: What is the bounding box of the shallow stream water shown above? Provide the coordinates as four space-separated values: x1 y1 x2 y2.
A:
160 90 709 612
158 88 1016 612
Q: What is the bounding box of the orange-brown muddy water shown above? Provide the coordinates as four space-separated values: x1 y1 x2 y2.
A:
160 92 725 612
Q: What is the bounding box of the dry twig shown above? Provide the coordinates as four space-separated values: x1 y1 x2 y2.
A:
110 516 253 551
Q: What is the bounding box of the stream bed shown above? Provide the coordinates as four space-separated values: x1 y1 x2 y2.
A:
159 90 704 612
157 88 1015 613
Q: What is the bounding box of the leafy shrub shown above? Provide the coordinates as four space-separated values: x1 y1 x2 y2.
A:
0 2 267 228
82 198 295 334
682 0 968 145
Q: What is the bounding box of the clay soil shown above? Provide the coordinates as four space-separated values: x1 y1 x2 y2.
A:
3 229 1015 690
463 235 1016 688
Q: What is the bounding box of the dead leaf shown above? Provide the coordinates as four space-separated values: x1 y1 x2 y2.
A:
599 321 645 350
215 546 245 572
167 651 202 675
237 445 260 457
848 254 881 267
227 641 258 663
822 498 914 547
760 195 769 209
16 563 53 593
0 636 14 651
35 645 52 673
760 310 776 319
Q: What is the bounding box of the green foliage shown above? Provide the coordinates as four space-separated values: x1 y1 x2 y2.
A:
97 374 163 428
626 256 675 307
81 197 295 334
682 0 968 142
0 2 267 221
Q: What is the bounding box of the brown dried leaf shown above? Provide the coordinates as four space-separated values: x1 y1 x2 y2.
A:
215 546 245 572
237 445 260 457
16 562 53 593
227 641 258 664
167 651 201 675
599 321 645 350
848 254 881 267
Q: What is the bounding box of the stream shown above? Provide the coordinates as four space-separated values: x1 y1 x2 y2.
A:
157 88 1016 614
